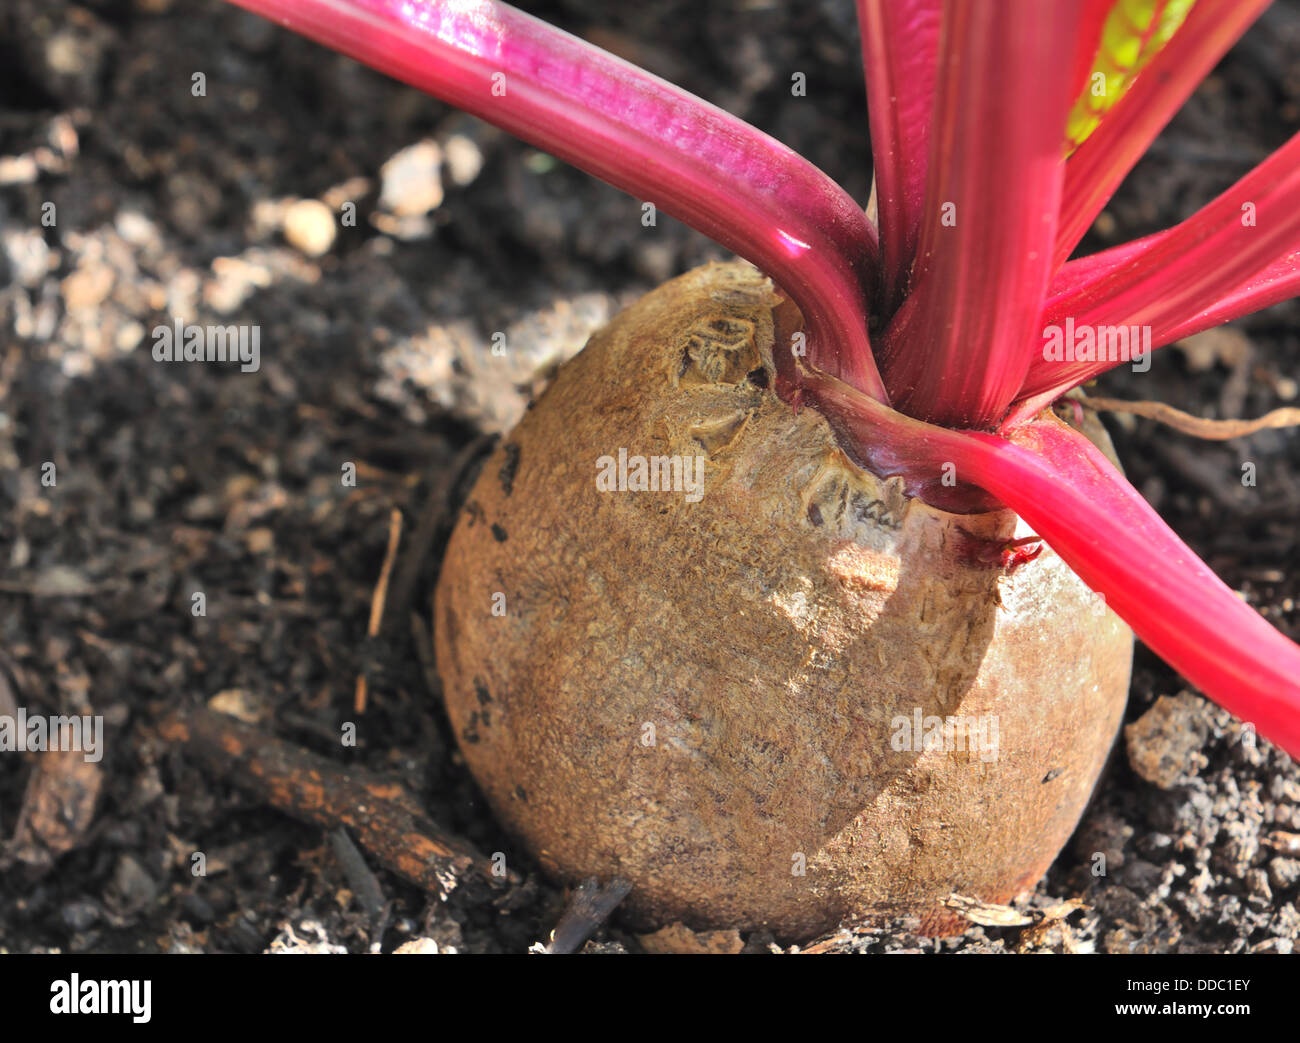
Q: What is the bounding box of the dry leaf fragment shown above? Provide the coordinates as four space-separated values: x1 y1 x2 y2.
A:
943 893 1033 928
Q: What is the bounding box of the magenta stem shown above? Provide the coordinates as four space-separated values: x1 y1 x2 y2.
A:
227 0 889 399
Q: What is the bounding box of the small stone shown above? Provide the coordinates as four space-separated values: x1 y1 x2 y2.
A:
46 32 88 76
1268 857 1300 891
107 854 159 916
208 688 268 724
3 229 52 286
61 262 115 310
393 938 443 954
379 140 444 216
0 154 39 186
442 134 483 187
1245 867 1273 904
115 210 159 247
244 527 274 554
1124 692 1209 789
282 198 336 257
206 254 274 313
1270 776 1300 803
116 320 145 352
62 899 102 932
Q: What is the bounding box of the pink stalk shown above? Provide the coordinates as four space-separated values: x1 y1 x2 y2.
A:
800 368 1300 759
856 0 940 312
877 0 1080 429
226 0 888 397
1007 247 1300 428
1157 250 1300 344
1054 0 1270 269
1047 235 1300 343
1045 234 1158 302
1020 130 1300 407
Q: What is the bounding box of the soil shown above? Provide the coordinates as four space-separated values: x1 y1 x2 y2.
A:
1 0 1298 954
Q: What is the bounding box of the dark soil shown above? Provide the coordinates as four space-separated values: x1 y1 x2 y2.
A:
1 0 1298 954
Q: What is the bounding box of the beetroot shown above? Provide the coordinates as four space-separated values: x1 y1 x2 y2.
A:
436 263 1132 937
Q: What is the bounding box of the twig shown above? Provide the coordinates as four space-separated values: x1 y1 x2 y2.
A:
158 706 507 898
356 508 405 714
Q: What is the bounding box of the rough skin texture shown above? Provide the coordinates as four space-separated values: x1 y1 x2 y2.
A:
435 262 1133 941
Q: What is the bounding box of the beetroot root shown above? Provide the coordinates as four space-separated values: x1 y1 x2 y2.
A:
435 262 1132 940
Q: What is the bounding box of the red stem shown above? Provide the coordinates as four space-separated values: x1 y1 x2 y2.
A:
877 0 1080 429
1019 130 1300 408
227 0 888 398
856 0 940 313
1006 246 1300 429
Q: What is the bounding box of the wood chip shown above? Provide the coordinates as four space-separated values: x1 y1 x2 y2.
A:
943 893 1033 928
8 750 103 867
157 706 502 899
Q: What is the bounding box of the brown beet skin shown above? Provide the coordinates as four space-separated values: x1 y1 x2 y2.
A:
435 262 1132 941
